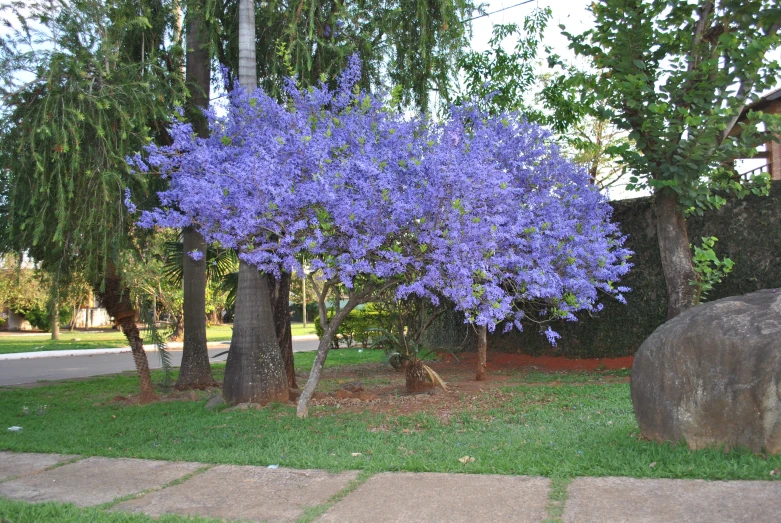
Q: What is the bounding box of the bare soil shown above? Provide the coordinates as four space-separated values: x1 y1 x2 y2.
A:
304 353 632 419
109 352 633 415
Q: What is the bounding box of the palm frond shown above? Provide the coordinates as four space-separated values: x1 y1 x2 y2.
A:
423 364 448 391
163 241 238 287
220 270 239 310
140 302 173 387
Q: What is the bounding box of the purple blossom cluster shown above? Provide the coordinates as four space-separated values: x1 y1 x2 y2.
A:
132 56 631 342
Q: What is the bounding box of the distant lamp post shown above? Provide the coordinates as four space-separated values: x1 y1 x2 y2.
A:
301 260 309 328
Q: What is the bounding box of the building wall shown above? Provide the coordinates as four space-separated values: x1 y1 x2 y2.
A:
6 310 32 331
71 307 113 329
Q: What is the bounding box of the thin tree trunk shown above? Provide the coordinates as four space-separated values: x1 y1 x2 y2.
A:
177 227 216 389
222 260 288 405
269 272 296 390
50 301 59 340
177 9 215 390
97 271 157 403
296 336 331 419
68 304 77 331
655 189 700 319
297 300 357 418
169 315 184 342
476 325 487 381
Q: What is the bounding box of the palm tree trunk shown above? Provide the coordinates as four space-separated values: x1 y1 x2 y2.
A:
177 9 216 390
177 227 216 389
238 0 256 89
655 189 699 319
97 270 157 403
222 260 289 404
220 0 286 404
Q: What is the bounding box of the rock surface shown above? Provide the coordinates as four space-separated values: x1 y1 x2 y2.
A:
340 381 364 393
204 394 224 410
631 289 781 454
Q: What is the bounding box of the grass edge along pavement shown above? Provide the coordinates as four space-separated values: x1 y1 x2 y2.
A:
0 497 227 522
542 476 572 523
296 470 375 523
1 352 780 482
0 323 316 355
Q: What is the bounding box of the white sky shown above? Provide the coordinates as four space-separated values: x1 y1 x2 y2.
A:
469 0 593 57
468 0 777 197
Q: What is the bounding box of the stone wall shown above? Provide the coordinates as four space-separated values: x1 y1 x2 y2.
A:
426 181 781 358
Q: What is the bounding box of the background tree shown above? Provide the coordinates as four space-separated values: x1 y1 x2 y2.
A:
556 0 781 318
0 254 49 327
455 7 550 117
0 0 185 401
210 0 473 112
178 0 216 390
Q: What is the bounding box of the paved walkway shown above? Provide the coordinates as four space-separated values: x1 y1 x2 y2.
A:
1 451 780 522
0 339 320 387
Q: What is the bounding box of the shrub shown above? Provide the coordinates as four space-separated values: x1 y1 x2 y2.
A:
314 308 386 348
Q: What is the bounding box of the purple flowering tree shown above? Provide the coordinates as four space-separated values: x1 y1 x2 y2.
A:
135 57 631 417
407 105 632 379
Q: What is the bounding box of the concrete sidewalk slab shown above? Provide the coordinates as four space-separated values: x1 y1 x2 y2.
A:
0 456 202 506
563 476 781 523
0 451 79 481
318 472 550 523
112 464 359 522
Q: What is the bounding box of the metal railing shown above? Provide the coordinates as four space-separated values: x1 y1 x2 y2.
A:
739 163 772 181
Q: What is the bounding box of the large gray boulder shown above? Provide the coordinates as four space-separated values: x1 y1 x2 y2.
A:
631 289 781 454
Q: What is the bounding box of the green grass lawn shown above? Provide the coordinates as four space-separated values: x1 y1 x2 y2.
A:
0 498 222 523
0 323 316 355
0 351 778 482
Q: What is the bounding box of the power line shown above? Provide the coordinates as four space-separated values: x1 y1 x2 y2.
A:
460 0 537 23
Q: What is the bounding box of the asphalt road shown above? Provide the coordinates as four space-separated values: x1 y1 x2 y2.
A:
0 339 320 387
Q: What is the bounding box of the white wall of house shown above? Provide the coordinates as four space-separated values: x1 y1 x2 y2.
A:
5 310 32 331
71 308 113 329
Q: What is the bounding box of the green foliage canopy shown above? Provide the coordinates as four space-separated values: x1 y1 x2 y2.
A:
553 0 781 212
206 0 474 111
0 0 184 283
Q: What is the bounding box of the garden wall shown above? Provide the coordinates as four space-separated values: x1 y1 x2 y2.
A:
427 181 781 358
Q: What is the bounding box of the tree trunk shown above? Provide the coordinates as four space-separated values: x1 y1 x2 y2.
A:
97 271 157 403
655 189 700 320
476 324 487 381
176 7 215 390
297 299 357 418
269 272 296 390
177 227 216 389
169 315 184 342
406 359 434 392
222 260 288 405
296 336 331 419
221 0 285 405
50 301 59 340
238 0 257 90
